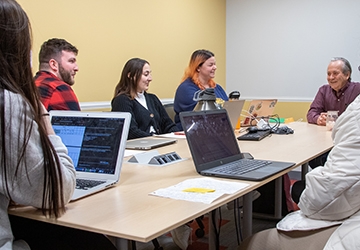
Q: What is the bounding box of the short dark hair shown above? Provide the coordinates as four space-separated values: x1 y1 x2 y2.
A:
331 57 352 82
39 38 78 66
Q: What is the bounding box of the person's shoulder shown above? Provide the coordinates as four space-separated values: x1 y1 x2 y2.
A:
350 81 360 88
35 71 65 87
113 93 130 99
315 84 331 93
144 92 162 103
144 92 157 98
177 78 198 91
4 90 31 115
4 89 21 102
112 93 131 103
181 78 195 85
318 83 330 89
215 83 225 90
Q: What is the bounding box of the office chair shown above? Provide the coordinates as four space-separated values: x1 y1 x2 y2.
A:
163 103 176 122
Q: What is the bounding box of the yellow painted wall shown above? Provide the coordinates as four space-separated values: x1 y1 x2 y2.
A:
18 0 226 102
17 1 311 121
273 102 311 122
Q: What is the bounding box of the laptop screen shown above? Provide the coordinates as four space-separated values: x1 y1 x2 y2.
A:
51 116 125 175
180 110 241 168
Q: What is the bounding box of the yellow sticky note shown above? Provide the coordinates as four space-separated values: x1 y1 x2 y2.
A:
285 117 294 123
182 188 215 193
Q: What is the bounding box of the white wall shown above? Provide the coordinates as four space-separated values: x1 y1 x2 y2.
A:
226 0 360 101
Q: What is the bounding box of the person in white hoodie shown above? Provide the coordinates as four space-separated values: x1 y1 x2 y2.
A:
239 93 360 250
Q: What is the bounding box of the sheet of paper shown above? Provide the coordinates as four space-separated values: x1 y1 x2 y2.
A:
149 177 249 204
154 132 186 139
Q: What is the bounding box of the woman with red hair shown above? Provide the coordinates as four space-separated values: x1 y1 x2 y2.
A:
174 49 228 130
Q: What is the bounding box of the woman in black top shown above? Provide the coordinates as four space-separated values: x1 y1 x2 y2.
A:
111 58 179 139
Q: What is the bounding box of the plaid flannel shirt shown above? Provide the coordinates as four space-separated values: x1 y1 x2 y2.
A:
34 71 81 111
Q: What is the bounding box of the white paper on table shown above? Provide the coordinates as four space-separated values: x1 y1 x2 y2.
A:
149 177 249 204
153 132 186 139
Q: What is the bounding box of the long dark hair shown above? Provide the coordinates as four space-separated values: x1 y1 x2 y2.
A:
113 58 149 100
0 0 65 217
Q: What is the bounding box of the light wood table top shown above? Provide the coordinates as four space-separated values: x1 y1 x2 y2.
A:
9 122 333 243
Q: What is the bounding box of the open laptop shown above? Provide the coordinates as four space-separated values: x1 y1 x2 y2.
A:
50 110 131 201
126 137 177 150
223 99 245 130
242 99 278 126
179 109 294 181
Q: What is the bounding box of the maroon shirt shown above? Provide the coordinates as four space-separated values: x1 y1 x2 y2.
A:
307 81 360 124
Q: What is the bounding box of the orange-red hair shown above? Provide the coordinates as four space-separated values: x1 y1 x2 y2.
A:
181 49 216 90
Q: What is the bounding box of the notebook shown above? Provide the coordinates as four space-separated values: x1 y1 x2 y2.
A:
126 137 177 150
50 110 131 201
179 109 295 181
222 100 245 130
242 99 278 126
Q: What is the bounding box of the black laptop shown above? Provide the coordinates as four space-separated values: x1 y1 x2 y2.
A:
179 109 295 181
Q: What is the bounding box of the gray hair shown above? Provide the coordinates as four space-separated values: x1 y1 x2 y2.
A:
331 57 352 82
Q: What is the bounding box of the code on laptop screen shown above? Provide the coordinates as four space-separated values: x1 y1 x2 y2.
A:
51 116 124 174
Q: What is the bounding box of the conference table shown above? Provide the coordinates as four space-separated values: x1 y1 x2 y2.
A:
9 122 334 249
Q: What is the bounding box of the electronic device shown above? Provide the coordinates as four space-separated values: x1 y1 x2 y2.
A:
242 99 278 126
222 100 245 130
247 126 259 133
237 129 271 141
272 125 294 135
126 137 177 150
50 111 131 201
179 109 295 181
228 90 241 99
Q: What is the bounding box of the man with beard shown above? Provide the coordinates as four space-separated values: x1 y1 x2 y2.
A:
35 38 80 111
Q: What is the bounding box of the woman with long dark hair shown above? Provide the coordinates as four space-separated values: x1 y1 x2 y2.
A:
0 1 116 249
112 58 179 139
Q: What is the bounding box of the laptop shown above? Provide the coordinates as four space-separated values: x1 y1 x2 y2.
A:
179 109 294 181
126 137 177 150
242 99 277 126
222 99 245 130
50 110 131 201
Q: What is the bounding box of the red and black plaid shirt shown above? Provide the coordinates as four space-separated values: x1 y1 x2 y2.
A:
34 71 81 111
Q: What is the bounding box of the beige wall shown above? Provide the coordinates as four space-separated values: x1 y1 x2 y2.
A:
18 0 226 102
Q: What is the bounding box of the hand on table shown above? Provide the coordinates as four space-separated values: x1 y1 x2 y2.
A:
316 112 327 126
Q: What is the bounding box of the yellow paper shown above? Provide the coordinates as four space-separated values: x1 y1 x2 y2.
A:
182 188 215 193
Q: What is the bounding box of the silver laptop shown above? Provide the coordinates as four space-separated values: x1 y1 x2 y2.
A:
179 109 295 181
126 137 177 150
50 111 131 200
223 100 245 130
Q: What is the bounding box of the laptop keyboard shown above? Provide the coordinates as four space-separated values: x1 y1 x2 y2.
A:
212 159 272 175
76 179 106 190
237 130 271 141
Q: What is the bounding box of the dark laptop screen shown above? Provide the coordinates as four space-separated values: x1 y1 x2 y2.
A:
51 116 125 174
180 110 241 166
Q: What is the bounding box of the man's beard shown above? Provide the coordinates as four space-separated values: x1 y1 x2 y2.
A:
59 64 74 86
